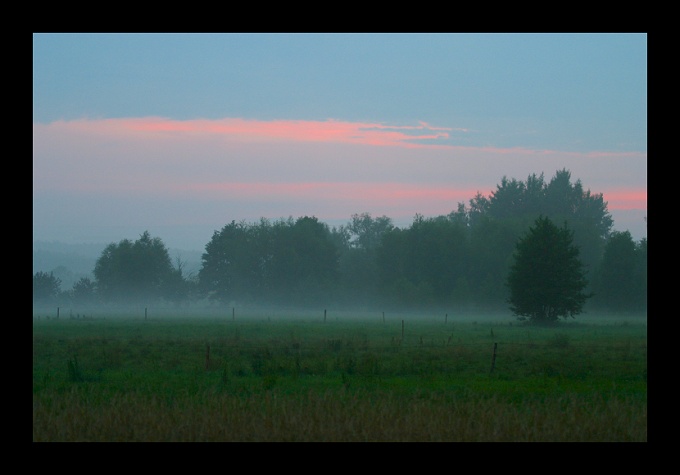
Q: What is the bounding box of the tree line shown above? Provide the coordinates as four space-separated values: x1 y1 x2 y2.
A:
33 169 647 319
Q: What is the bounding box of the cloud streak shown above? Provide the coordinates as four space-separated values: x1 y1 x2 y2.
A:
41 117 456 149
34 116 647 158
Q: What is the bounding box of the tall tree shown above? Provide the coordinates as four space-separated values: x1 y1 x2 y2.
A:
286 216 339 304
336 213 394 306
94 231 176 303
199 221 258 303
467 215 517 307
346 212 394 251
457 169 612 304
507 216 591 324
593 231 646 313
199 216 339 306
377 214 468 307
70 277 97 305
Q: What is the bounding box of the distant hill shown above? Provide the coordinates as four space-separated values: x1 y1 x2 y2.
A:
33 241 203 291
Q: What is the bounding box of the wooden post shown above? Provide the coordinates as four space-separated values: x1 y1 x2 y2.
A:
445 313 448 324
232 307 235 320
57 307 60 319
324 309 327 323
490 342 498 374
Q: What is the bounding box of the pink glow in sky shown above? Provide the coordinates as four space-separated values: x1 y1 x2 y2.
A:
33 116 647 248
38 117 455 149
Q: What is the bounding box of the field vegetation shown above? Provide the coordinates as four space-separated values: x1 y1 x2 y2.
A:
32 309 647 442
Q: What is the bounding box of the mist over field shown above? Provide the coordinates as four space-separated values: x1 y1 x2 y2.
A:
31 297 647 329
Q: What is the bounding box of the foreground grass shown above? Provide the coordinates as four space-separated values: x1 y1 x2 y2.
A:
33 311 647 442
33 387 644 442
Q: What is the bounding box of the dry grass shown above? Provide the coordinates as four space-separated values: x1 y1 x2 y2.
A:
33 387 645 442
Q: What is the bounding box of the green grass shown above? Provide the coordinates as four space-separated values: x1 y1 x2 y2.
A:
32 311 647 441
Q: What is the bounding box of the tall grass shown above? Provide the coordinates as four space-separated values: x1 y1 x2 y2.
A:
32 387 645 442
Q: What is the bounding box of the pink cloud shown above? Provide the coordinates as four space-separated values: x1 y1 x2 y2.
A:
34 117 648 162
43 117 455 149
601 189 647 210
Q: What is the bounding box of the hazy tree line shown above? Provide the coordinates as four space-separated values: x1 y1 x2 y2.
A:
33 169 647 315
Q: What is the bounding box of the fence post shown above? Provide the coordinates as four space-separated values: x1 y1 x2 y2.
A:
324 309 327 323
232 307 235 320
490 342 498 374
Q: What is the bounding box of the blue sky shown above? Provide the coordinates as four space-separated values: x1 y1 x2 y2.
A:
33 33 647 250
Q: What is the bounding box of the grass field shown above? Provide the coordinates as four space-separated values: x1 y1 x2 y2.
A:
32 309 647 442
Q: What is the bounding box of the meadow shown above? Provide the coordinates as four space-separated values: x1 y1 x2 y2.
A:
32 308 647 442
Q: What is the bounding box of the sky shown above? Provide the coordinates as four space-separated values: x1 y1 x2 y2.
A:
33 33 647 251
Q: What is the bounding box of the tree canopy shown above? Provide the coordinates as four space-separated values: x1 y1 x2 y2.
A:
592 231 647 313
507 216 592 324
199 216 338 306
33 271 61 304
377 214 469 308
93 231 176 303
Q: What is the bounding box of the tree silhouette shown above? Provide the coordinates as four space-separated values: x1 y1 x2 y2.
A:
94 231 175 303
33 271 61 303
199 216 338 305
507 216 591 324
593 231 646 312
